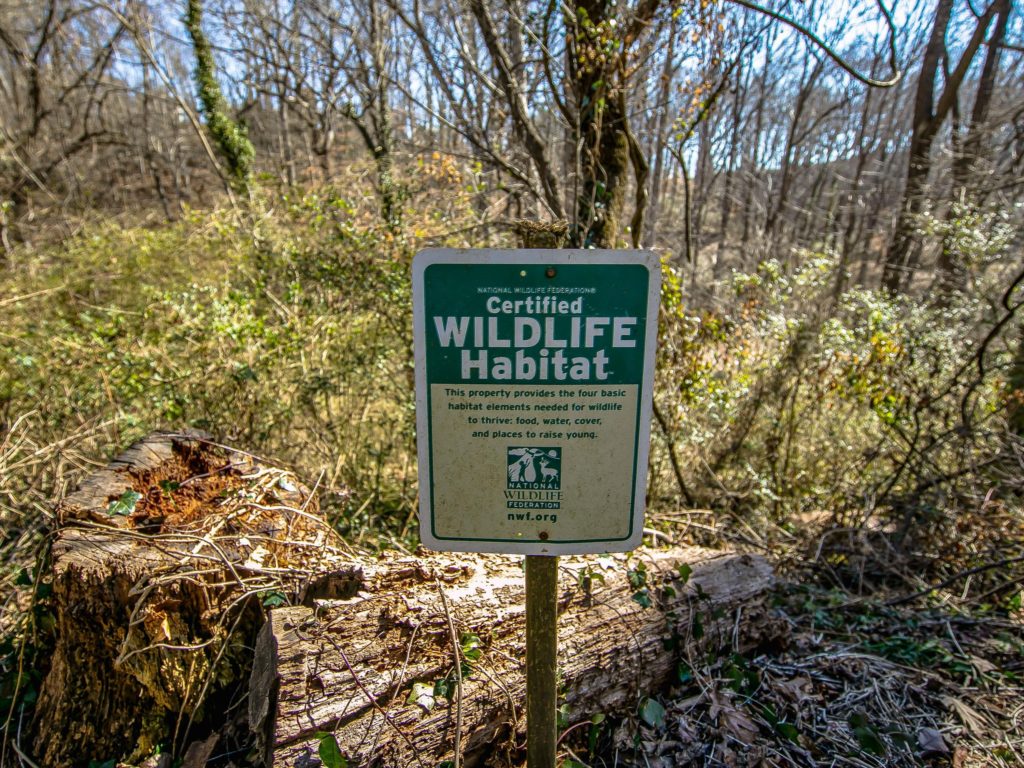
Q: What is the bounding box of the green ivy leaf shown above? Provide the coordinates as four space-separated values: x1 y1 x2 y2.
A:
261 590 288 608
627 563 647 589
632 589 652 608
849 712 886 755
853 726 886 755
406 681 435 711
315 732 347 768
460 632 482 662
433 677 453 699
676 563 692 585
776 721 800 743
639 697 666 728
107 490 142 517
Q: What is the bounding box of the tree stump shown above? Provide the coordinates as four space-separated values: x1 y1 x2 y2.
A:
32 431 352 768
251 547 778 767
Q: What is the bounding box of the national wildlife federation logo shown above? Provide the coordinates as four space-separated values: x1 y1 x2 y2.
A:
507 447 561 490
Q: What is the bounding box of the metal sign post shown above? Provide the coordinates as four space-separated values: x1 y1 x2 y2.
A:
412 249 660 766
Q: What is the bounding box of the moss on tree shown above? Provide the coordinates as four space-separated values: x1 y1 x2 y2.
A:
184 0 254 195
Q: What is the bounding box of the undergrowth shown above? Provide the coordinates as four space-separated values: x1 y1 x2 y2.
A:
0 169 1021 765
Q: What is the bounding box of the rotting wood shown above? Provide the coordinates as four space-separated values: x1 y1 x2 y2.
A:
251 547 778 767
32 430 353 768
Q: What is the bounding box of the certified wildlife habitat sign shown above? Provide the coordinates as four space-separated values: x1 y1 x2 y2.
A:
413 249 660 555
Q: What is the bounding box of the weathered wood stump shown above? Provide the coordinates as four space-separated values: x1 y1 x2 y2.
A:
251 547 778 767
32 431 349 768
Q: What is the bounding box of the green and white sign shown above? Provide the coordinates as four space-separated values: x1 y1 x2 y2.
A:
413 249 660 555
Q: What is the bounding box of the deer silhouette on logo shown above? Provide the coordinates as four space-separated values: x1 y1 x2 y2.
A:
538 457 559 484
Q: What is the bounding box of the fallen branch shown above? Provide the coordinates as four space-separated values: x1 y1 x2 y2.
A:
251 547 780 767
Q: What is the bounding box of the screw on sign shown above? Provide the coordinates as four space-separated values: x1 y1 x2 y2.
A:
413 249 660 767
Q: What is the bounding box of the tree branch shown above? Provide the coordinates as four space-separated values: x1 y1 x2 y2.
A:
726 0 902 88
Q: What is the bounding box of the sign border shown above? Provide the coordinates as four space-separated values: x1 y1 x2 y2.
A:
412 248 661 555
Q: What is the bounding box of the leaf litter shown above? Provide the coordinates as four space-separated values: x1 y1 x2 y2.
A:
574 585 1024 768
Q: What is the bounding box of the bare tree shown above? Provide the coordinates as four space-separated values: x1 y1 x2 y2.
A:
0 0 127 252
881 0 1003 292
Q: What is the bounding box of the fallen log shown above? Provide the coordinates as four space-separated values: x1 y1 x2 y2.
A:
251 547 779 767
32 431 349 768
30 431 779 768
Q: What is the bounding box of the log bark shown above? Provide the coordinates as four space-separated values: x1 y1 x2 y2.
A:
32 431 344 768
252 547 778 767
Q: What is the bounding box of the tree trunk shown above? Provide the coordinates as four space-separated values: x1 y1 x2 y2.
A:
32 431 338 768
369 0 402 234
882 0 997 292
741 34 774 257
766 59 822 245
835 79 878 300
252 548 778 767
574 88 633 248
567 0 654 248
714 59 747 286
644 17 679 247
935 0 1012 296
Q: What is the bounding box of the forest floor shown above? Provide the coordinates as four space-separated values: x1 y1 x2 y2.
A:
596 580 1024 768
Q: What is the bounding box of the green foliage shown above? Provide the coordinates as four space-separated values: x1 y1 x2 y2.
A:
676 563 692 585
459 632 482 663
106 490 141 517
848 711 886 756
406 681 435 711
260 590 288 608
315 732 347 768
1 182 1020 768
638 696 666 728
650 238 1023 599
627 561 651 608
0 206 418 549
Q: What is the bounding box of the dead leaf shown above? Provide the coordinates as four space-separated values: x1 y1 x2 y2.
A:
244 544 270 569
917 727 948 756
776 675 813 703
717 744 739 767
941 695 989 735
968 655 997 675
180 733 219 768
676 715 698 744
710 689 759 744
407 681 435 712
675 692 706 713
